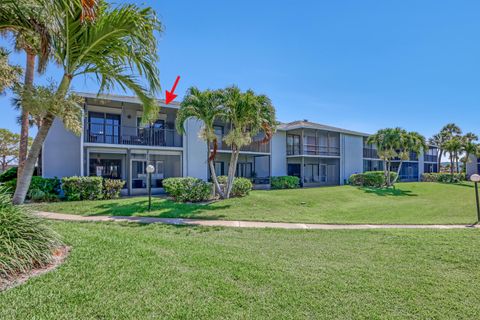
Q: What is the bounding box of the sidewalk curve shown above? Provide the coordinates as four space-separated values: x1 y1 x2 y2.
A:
34 211 480 230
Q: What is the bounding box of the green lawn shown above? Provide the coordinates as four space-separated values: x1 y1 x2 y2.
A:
1 221 479 319
28 182 479 224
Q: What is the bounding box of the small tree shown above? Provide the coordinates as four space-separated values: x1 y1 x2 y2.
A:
0 128 20 171
367 128 426 187
221 86 276 198
176 87 225 197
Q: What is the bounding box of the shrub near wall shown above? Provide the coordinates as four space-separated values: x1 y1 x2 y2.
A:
421 173 466 183
271 176 300 189
103 179 125 200
62 176 104 201
217 176 253 197
3 177 61 202
349 171 398 188
163 177 212 202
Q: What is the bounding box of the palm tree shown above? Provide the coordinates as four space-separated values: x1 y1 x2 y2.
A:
0 48 22 92
0 0 52 179
176 87 225 197
461 132 478 174
9 0 161 204
438 123 462 173
428 133 448 172
367 128 401 187
221 86 276 198
391 131 427 184
444 137 463 175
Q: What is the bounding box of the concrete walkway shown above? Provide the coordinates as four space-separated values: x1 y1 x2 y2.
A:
34 211 479 230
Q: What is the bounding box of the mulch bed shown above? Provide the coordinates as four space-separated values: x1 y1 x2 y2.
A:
1 246 70 292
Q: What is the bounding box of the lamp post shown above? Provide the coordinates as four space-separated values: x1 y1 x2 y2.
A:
470 174 480 224
146 164 155 211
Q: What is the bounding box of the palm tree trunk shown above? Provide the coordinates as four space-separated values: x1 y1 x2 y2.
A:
437 149 443 172
387 161 392 187
450 154 454 176
207 143 224 198
392 161 403 184
13 114 53 204
13 74 72 204
225 147 240 198
383 160 388 187
1 155 6 171
17 51 35 180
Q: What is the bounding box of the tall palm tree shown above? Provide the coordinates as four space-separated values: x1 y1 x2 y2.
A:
0 48 22 92
428 132 447 172
1 0 98 179
438 123 462 173
221 86 276 198
367 128 401 187
391 131 427 184
176 87 225 197
10 0 161 204
444 137 463 175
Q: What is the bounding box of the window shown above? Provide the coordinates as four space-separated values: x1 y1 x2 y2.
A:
88 112 121 144
214 125 224 149
237 162 252 178
89 159 122 179
214 161 224 177
287 134 300 155
305 136 317 155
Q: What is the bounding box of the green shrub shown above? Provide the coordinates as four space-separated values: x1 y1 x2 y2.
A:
216 176 253 197
349 171 398 188
0 188 62 284
0 167 17 183
3 176 61 202
62 176 103 201
103 179 125 200
421 173 465 183
163 177 212 202
271 176 300 189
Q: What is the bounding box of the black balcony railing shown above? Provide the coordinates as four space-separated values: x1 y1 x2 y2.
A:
287 145 301 156
84 123 182 147
363 148 379 159
213 140 270 153
303 145 340 156
424 155 438 163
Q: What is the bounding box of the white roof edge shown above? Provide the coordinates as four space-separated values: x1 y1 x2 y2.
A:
276 122 370 137
75 91 181 109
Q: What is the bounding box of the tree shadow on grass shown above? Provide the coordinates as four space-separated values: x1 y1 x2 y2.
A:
85 198 231 220
445 182 474 188
360 187 418 197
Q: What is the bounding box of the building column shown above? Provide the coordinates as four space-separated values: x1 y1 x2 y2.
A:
301 157 305 187
127 149 131 196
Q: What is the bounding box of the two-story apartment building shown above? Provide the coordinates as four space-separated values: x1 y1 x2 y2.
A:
42 93 439 194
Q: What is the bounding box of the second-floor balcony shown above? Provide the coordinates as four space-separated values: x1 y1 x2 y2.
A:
287 145 340 156
424 154 438 163
212 139 271 153
84 123 182 148
363 148 379 159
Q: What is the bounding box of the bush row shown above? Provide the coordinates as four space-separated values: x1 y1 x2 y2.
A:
62 176 125 201
2 176 125 202
349 171 398 188
163 176 254 202
271 176 300 189
421 173 466 183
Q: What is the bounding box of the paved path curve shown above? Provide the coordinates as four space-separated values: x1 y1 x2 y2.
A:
34 211 479 230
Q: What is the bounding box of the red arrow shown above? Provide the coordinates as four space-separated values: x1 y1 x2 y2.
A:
165 75 180 104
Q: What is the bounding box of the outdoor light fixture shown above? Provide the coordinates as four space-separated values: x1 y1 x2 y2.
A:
146 164 155 211
470 174 480 224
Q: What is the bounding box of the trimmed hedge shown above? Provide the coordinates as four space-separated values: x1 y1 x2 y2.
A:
217 176 253 197
349 171 398 188
3 176 61 202
0 167 17 183
163 177 212 202
61 176 104 201
271 176 300 189
103 179 125 200
421 173 466 183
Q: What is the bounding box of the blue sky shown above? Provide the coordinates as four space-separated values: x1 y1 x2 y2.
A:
1 0 479 140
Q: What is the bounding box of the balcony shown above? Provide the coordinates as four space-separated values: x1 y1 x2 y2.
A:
424 155 438 163
287 145 340 156
84 123 182 147
213 140 271 153
363 148 379 159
